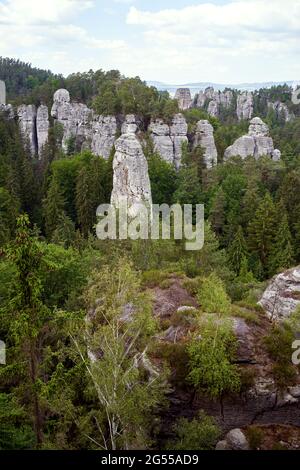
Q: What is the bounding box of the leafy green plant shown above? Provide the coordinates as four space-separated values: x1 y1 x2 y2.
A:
197 273 231 314
166 412 221 450
246 426 264 450
187 318 241 398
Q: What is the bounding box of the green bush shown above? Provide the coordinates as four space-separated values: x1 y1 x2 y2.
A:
197 273 231 314
264 312 300 388
246 426 264 450
187 318 241 398
166 412 221 450
141 270 170 288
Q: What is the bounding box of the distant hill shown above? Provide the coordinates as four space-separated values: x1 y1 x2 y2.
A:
147 80 300 96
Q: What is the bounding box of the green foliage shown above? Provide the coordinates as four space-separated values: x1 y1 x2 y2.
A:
147 152 178 205
264 311 300 388
197 273 231 314
187 317 241 398
246 425 264 450
166 412 220 450
0 394 35 449
79 258 164 450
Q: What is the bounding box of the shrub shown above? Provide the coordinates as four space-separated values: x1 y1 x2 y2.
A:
141 270 169 288
197 273 231 314
264 313 300 388
246 426 264 450
166 412 221 450
187 318 241 398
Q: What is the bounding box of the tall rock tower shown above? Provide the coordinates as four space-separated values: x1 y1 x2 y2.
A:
0 80 6 105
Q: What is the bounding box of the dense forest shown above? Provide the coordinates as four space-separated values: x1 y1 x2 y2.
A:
1 58 300 450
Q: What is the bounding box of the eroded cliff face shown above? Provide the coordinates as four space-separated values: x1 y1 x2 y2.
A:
236 91 254 121
51 88 117 159
224 117 281 161
194 87 234 117
111 116 152 215
148 113 188 169
193 119 218 168
17 104 37 156
175 88 192 111
259 266 300 320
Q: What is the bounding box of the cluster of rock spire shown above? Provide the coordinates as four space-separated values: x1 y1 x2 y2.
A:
0 80 283 213
174 86 293 122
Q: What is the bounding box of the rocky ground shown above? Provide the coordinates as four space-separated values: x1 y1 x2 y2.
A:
144 274 300 450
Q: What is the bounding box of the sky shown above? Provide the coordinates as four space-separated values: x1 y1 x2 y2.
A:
0 0 300 84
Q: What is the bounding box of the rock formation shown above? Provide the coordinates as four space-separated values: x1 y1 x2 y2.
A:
90 115 117 159
36 105 49 157
207 100 219 117
0 80 6 105
236 92 254 121
148 113 188 169
216 428 249 450
175 88 192 111
51 88 117 158
259 266 300 320
17 104 37 156
193 120 218 168
224 117 280 161
195 87 234 117
111 120 152 214
268 101 294 123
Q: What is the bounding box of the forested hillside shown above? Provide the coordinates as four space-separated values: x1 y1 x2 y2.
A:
1 61 300 451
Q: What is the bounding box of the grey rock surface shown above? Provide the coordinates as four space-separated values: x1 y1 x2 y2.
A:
149 113 188 168
17 104 37 156
175 88 192 110
237 92 254 121
36 105 49 157
194 119 218 168
111 132 152 215
258 266 300 320
224 117 280 161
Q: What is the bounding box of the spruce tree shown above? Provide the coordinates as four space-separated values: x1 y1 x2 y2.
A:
269 211 294 275
75 165 95 238
228 226 248 275
209 187 226 236
248 192 277 275
43 177 65 239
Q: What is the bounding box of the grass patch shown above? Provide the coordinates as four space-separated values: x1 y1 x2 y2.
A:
231 304 260 324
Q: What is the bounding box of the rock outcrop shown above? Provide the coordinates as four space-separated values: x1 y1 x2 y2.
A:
111 127 152 215
36 105 49 157
51 88 117 158
91 115 117 159
224 117 280 161
195 87 234 117
17 105 37 156
259 266 300 320
149 113 188 169
0 80 6 105
216 428 249 451
193 119 218 168
175 88 192 111
237 92 254 121
268 101 294 123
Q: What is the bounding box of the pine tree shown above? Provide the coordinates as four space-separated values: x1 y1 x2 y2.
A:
75 166 95 238
209 187 226 236
228 226 248 275
6 215 49 445
269 211 294 275
43 177 65 239
248 192 277 275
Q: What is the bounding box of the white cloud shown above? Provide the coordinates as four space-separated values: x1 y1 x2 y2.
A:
122 1 300 83
0 0 94 25
0 0 126 75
